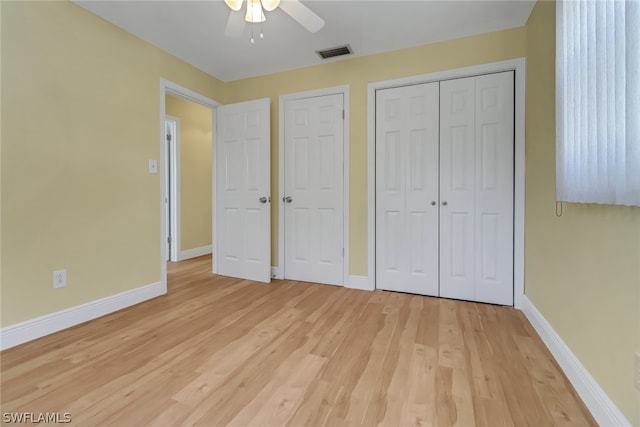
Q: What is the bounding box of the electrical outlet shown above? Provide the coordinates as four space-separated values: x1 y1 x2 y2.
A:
635 352 640 392
53 269 67 289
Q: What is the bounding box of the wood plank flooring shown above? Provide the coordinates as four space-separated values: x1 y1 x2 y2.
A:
1 255 595 426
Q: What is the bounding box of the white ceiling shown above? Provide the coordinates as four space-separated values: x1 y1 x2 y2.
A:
73 0 535 82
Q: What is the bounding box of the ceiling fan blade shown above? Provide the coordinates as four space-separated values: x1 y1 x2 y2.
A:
225 0 244 12
224 10 246 37
279 0 325 33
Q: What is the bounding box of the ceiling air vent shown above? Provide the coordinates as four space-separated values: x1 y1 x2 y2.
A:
316 45 353 60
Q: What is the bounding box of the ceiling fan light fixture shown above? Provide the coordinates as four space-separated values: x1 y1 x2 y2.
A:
260 0 280 12
245 0 266 23
224 0 244 12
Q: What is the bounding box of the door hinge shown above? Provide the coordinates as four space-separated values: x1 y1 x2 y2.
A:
166 134 172 142
342 248 345 257
342 110 345 120
168 236 171 244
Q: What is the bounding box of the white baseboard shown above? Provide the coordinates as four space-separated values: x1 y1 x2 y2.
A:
269 270 372 289
271 266 283 280
347 275 375 291
179 245 212 261
521 296 631 427
0 281 166 351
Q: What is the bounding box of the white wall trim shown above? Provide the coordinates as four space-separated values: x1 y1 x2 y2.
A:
159 79 221 281
367 58 526 306
179 245 212 261
512 61 526 309
278 85 350 285
347 275 375 291
211 107 218 275
521 296 632 427
271 266 283 279
0 281 166 351
161 79 222 109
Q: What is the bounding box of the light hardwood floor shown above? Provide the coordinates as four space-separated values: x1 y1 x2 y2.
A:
1 255 595 426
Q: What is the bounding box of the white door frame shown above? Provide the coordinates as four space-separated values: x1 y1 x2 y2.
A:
164 115 180 262
367 58 526 308
159 79 221 289
277 85 350 284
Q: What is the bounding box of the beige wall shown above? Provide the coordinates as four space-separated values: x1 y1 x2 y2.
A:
223 27 527 272
165 95 213 252
0 1 224 326
525 2 640 425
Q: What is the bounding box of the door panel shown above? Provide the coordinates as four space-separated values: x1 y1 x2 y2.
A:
474 72 514 305
376 82 439 296
439 72 514 304
216 98 271 283
284 94 344 285
440 77 476 300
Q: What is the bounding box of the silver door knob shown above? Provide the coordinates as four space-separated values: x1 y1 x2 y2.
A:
259 196 268 204
442 201 448 206
430 201 436 206
283 196 292 203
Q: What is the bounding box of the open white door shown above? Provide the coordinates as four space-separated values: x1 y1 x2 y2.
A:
215 98 271 283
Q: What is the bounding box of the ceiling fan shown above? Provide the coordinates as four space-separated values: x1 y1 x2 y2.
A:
223 0 325 38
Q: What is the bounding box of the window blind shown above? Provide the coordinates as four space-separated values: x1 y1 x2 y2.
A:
556 0 640 206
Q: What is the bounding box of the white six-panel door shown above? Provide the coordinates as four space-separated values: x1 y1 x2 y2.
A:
216 98 271 283
473 72 514 304
439 77 477 300
375 83 440 296
283 94 344 285
376 72 514 305
439 73 514 304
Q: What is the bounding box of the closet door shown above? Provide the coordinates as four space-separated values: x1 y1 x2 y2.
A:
439 77 477 300
473 72 514 305
440 72 514 305
375 83 439 295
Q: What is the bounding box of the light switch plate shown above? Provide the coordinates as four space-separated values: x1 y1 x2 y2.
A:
148 159 158 174
53 269 66 289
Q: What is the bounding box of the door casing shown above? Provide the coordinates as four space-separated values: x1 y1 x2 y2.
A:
277 85 350 284
367 58 526 308
159 79 220 291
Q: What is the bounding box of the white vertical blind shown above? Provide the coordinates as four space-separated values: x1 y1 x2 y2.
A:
556 0 640 206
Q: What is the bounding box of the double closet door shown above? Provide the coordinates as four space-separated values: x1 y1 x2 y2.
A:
376 72 514 305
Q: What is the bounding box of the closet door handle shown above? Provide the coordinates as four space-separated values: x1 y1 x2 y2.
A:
430 201 437 206
442 201 448 206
